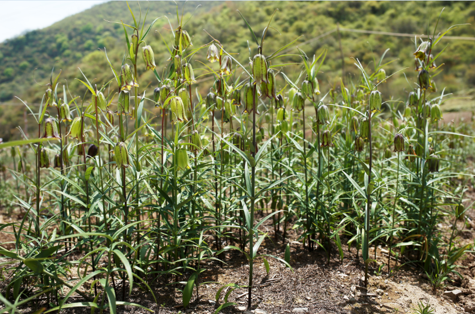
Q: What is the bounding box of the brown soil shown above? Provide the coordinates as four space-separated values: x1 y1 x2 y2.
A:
1 198 475 313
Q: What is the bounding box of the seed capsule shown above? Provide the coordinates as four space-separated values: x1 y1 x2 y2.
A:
418 70 430 90
292 92 304 112
394 133 404 152
114 142 129 168
131 34 138 53
431 104 442 122
184 63 196 84
207 43 219 63
369 90 382 111
427 154 440 172
17 158 22 172
87 144 98 158
142 45 156 70
120 64 139 91
408 91 418 107
252 54 268 83
317 105 330 125
54 154 61 168
40 148 50 168
176 148 190 170
170 96 187 123
360 117 370 139
42 118 60 139
320 130 332 147
355 137 364 152
414 41 430 61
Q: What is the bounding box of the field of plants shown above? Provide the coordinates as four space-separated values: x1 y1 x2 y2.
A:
1 2 475 314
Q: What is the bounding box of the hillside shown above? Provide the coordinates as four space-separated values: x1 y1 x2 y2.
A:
1 1 475 140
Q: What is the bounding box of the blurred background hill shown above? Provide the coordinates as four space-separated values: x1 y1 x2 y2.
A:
1 1 474 140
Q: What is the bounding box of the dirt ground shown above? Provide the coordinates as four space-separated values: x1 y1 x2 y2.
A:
1 202 475 314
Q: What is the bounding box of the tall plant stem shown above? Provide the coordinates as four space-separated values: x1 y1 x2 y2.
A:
248 85 257 311
389 151 400 274
302 105 310 251
364 109 373 288
36 124 41 236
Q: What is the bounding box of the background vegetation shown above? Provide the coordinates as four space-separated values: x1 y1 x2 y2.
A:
0 1 475 140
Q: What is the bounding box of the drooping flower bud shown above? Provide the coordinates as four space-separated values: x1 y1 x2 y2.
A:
288 88 297 104
87 144 98 158
216 96 224 111
191 130 202 150
220 56 232 75
252 54 268 83
207 43 219 63
427 154 440 172
422 102 431 119
369 90 382 111
184 63 196 84
376 69 386 83
114 142 129 168
120 64 139 91
456 204 465 220
414 41 430 61
360 117 370 139
418 70 430 90
317 105 330 125
244 83 258 113
42 118 60 139
206 91 216 110
277 108 286 122
431 104 442 122
45 88 53 107
175 28 192 49
170 96 187 123
355 136 364 152
131 34 139 53
301 79 312 99
408 91 418 107
176 148 190 170
50 99 58 108
312 77 320 96
384 148 392 159
260 80 270 99
60 103 72 122
40 148 49 168
54 154 61 168
404 106 412 118
276 94 284 109
142 45 156 70
70 117 82 139
321 130 332 147
178 88 192 120
160 85 171 104
292 92 304 112
351 116 359 133
231 88 241 106
118 91 130 115
394 133 404 152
